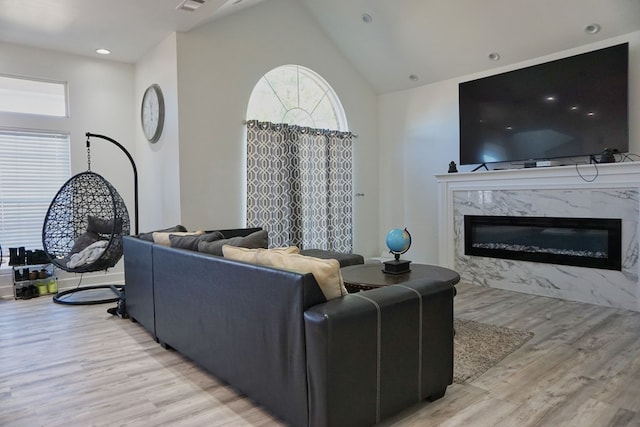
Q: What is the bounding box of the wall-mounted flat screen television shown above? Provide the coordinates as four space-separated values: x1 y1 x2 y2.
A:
459 43 628 166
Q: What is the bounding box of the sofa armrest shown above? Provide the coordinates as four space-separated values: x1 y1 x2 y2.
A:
123 236 156 338
304 279 454 427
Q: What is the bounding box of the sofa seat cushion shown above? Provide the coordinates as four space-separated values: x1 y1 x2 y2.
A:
223 245 348 300
197 229 268 256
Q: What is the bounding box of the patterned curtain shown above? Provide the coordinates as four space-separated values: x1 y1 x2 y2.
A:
246 120 354 252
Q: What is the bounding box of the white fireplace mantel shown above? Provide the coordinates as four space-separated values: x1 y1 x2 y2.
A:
435 162 640 311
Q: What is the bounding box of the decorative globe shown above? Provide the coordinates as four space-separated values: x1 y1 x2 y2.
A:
386 228 412 255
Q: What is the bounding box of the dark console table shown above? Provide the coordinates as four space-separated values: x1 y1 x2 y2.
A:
341 263 460 293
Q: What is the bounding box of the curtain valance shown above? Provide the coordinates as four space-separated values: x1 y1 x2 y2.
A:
245 120 357 140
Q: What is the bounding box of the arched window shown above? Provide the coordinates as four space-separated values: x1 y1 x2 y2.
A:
245 65 354 252
247 64 348 131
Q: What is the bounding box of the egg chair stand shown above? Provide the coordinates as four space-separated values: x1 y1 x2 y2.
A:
44 132 138 308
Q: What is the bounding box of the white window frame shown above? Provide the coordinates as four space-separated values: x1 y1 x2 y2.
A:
247 64 348 131
0 74 68 117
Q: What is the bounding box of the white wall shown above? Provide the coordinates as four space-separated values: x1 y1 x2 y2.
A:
379 31 640 265
0 0 383 299
0 41 135 292
174 0 379 256
0 42 135 187
134 34 182 232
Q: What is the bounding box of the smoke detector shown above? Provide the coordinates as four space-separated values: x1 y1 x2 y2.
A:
177 0 205 11
584 23 601 35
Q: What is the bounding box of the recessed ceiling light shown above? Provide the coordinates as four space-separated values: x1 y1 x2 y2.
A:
584 23 601 35
177 0 205 12
409 74 419 81
488 52 500 61
96 48 111 55
361 13 373 23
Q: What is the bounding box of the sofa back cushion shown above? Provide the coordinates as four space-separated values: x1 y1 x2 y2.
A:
153 230 204 246
138 224 188 242
169 231 224 251
197 229 268 256
223 245 348 300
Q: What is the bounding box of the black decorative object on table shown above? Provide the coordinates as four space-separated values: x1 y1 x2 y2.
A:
448 161 458 173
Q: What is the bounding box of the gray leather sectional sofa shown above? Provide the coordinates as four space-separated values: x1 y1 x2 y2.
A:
122 228 456 427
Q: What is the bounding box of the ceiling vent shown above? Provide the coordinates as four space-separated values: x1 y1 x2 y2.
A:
177 0 205 11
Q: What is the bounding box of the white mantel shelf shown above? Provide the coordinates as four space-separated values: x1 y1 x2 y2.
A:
436 161 640 188
435 161 640 311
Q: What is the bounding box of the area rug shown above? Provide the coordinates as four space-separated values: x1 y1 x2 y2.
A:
453 318 534 384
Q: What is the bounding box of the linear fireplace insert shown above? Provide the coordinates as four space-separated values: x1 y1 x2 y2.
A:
464 215 622 270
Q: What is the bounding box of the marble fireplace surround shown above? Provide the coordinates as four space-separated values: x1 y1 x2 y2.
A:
436 162 640 312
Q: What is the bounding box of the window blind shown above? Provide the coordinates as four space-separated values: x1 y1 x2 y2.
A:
0 130 70 254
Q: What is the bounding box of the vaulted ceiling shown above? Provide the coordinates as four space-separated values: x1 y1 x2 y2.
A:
1 0 639 93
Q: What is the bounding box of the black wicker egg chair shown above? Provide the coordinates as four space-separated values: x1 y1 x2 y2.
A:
44 132 138 306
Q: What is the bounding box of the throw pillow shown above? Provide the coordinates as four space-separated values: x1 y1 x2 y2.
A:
138 225 187 242
87 216 123 234
221 245 300 264
153 230 205 246
197 229 268 256
169 231 224 251
223 246 347 300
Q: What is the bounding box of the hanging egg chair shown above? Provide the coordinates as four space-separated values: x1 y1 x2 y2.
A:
43 132 138 306
42 171 130 274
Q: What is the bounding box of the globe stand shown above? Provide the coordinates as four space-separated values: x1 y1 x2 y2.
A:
383 227 412 274
383 253 411 275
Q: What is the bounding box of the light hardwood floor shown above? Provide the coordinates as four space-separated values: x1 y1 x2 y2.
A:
1 282 640 426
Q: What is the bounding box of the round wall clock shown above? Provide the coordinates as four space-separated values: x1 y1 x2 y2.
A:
141 83 165 143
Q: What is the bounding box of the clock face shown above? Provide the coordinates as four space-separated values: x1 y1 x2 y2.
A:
141 84 164 143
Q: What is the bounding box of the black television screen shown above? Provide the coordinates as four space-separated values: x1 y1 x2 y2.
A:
459 43 628 166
